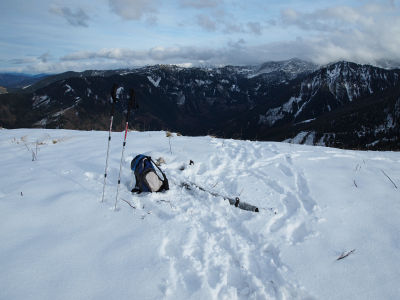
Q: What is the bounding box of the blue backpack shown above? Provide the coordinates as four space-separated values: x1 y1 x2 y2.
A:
131 155 169 193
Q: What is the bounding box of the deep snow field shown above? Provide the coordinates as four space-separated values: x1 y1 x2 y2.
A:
1 128 399 300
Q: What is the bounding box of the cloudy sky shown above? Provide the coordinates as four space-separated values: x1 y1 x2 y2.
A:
1 0 399 74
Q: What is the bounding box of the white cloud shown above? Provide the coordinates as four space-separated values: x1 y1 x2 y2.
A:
9 57 38 65
180 0 265 35
180 0 223 9
279 3 400 64
247 22 262 35
50 6 90 27
195 13 265 35
56 42 310 69
196 14 217 31
5 33 400 74
3 1 400 74
9 52 52 65
61 46 218 64
281 6 376 32
38 52 51 63
108 0 159 21
61 49 146 61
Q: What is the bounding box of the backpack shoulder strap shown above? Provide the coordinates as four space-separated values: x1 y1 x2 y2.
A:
131 154 146 171
148 156 169 191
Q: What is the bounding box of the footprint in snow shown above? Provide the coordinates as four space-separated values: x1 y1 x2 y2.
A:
285 155 293 165
295 172 317 213
278 163 293 177
291 222 312 244
269 192 300 233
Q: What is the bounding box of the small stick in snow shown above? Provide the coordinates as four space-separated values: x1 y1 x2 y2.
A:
22 141 30 152
156 199 170 203
121 198 136 210
156 199 175 209
353 180 358 188
337 249 356 261
166 132 173 154
381 169 398 189
211 181 220 189
141 211 152 220
32 150 37 161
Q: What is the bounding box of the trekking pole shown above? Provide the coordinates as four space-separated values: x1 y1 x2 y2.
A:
114 88 137 210
101 84 118 202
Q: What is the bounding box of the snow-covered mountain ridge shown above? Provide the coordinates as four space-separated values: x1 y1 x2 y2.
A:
1 128 399 299
251 58 318 79
260 61 400 124
13 58 316 93
1 60 399 150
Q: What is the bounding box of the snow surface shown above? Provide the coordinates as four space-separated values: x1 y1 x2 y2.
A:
147 76 162 88
285 132 309 145
177 93 186 106
1 129 400 300
64 84 74 94
259 108 285 126
32 95 50 108
116 87 124 98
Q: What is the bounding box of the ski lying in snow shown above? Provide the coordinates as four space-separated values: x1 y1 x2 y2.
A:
180 181 259 213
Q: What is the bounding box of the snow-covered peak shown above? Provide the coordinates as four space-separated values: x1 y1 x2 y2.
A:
302 61 399 102
253 58 318 78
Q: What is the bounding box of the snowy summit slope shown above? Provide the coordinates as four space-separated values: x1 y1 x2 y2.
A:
0 129 399 299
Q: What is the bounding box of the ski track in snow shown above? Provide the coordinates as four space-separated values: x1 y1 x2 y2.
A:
1 129 400 300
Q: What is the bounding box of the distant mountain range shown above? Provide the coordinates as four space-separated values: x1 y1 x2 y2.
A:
0 73 48 91
0 59 399 150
